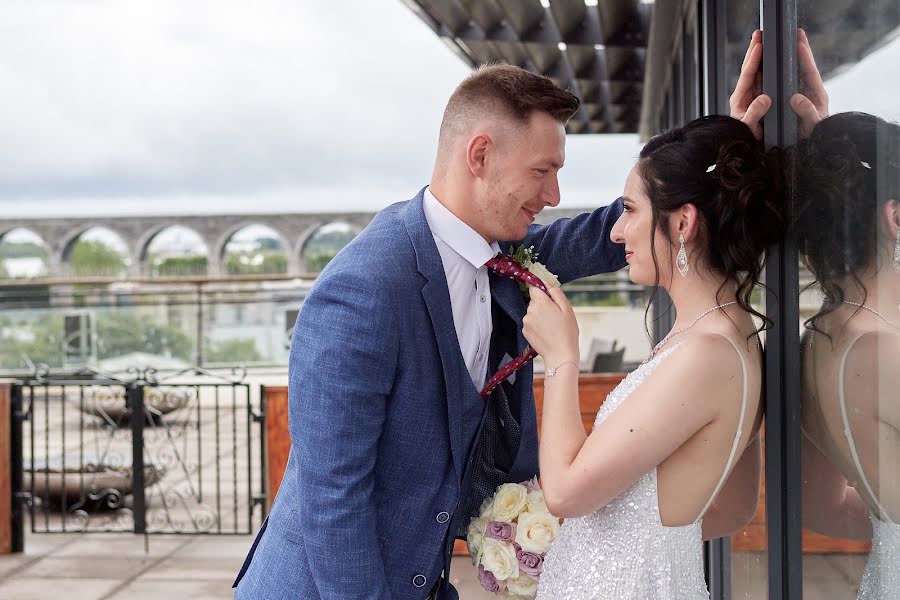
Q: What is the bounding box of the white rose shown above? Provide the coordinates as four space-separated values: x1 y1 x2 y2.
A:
491 483 528 522
505 572 539 596
479 496 495 519
525 489 548 514
526 260 561 288
480 537 519 581
515 510 560 554
467 517 486 565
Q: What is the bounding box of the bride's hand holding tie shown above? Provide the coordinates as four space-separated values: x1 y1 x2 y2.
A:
522 286 580 373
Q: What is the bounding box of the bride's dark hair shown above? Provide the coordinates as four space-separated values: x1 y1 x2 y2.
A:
637 115 786 333
794 111 900 334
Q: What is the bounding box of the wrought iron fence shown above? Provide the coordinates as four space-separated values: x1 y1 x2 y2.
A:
11 365 266 538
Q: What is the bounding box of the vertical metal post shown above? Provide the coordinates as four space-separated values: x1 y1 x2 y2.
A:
761 1 802 598
258 384 268 520
705 536 732 600
129 384 146 535
195 282 204 367
699 3 734 597
10 384 25 553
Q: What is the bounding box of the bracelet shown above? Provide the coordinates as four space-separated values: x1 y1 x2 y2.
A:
546 361 578 378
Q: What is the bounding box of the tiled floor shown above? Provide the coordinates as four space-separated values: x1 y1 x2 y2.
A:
0 529 864 599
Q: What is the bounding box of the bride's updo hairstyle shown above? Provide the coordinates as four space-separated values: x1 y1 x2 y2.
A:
794 112 900 333
637 115 786 331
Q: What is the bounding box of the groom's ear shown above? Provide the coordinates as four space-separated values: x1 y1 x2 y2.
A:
466 133 492 177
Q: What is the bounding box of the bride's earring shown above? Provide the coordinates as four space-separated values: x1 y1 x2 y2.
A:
677 233 690 277
893 229 900 273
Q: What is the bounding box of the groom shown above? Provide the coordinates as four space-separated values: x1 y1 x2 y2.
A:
233 64 625 599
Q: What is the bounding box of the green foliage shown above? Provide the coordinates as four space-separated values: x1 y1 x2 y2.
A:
0 310 194 371
565 291 629 307
204 337 263 363
302 226 357 272
303 251 337 273
225 252 287 275
95 311 193 360
70 240 127 278
151 255 208 277
0 241 48 259
0 314 65 369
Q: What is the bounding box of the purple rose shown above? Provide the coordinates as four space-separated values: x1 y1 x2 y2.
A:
485 520 517 543
521 478 541 491
478 565 506 593
516 546 544 578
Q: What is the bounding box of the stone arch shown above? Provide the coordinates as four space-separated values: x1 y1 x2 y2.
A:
0 227 52 279
58 225 134 278
217 222 292 276
138 224 211 277
297 220 362 273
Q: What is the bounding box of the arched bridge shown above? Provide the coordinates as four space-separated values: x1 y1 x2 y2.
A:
1 208 585 277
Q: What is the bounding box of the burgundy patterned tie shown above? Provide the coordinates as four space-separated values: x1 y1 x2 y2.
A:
480 254 551 399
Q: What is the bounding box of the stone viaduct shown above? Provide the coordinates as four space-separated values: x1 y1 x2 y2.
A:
1 208 585 277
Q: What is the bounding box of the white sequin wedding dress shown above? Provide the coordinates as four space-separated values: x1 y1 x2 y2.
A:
834 334 900 599
536 341 748 599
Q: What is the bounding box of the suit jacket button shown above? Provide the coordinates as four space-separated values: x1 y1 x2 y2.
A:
412 574 427 588
436 511 450 523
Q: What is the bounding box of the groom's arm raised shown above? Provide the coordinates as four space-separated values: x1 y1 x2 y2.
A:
290 268 399 600
520 198 626 283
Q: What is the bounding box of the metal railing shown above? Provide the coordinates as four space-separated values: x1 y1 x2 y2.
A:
11 365 265 538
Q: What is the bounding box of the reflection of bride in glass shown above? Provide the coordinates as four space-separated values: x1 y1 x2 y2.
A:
796 111 900 598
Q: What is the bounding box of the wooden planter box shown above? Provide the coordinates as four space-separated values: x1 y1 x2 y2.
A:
262 374 870 556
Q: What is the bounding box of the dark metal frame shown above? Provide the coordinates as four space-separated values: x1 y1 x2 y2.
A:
761 1 804 598
10 365 266 542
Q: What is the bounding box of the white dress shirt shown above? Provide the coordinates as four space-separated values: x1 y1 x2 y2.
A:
423 187 501 390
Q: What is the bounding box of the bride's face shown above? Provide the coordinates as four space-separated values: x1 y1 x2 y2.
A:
611 166 677 287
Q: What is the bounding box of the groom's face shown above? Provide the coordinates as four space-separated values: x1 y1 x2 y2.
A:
476 111 566 242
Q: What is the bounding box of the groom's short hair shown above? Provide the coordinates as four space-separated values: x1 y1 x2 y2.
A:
437 64 579 154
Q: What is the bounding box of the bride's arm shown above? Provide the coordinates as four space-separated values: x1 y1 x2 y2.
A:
523 288 728 519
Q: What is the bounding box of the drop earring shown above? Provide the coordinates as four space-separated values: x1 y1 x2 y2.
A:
677 233 690 277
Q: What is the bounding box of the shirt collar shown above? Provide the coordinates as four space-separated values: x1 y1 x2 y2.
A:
423 186 501 268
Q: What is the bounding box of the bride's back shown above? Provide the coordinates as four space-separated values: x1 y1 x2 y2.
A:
654 320 764 527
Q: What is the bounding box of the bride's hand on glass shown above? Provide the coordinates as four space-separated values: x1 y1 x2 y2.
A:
522 286 580 368
791 28 828 139
730 28 772 140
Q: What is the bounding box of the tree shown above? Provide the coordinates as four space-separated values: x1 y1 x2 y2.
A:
69 240 127 278
204 338 263 363
95 311 193 360
151 255 208 277
225 252 287 275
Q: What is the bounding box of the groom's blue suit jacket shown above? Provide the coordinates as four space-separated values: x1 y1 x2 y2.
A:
234 189 625 599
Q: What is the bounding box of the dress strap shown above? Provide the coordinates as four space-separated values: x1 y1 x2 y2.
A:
838 333 894 523
695 336 749 523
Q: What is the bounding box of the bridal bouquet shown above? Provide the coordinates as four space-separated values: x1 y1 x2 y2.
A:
467 478 559 598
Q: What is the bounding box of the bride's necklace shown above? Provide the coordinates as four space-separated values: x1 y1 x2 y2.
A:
842 300 900 330
643 301 738 364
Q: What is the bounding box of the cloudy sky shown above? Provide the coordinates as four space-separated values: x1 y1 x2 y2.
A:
0 1 897 218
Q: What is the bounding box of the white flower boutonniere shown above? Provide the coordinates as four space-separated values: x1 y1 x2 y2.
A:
509 244 560 300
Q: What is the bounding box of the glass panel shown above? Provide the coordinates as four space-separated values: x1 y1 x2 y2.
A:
723 2 769 598
796 1 900 597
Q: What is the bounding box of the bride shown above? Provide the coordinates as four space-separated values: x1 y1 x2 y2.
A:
520 109 785 597
796 111 900 598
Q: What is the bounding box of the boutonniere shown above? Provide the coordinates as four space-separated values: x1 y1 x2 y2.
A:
508 244 561 301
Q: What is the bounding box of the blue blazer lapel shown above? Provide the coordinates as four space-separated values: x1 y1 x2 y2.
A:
403 189 469 482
